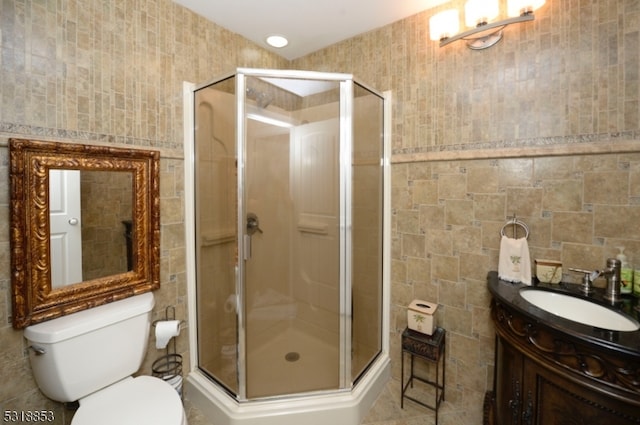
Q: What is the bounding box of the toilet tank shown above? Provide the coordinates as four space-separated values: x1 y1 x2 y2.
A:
24 292 155 402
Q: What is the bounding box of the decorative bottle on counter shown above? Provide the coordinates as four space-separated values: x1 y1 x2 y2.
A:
617 247 632 295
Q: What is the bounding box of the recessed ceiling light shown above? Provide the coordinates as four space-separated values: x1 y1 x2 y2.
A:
266 35 288 48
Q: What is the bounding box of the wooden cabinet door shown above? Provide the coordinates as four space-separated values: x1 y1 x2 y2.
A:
522 357 640 425
495 337 524 425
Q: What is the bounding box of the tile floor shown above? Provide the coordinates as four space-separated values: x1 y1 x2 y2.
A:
184 377 463 425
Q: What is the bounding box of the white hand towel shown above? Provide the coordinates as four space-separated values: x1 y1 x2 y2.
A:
498 235 532 285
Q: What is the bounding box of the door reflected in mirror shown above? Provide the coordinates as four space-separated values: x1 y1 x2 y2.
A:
49 170 134 288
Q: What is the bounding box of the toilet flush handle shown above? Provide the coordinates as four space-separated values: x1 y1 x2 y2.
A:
28 345 46 356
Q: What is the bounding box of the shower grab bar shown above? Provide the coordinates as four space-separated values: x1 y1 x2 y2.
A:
201 230 235 247
297 221 328 235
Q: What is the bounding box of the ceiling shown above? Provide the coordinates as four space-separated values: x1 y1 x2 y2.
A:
172 0 450 60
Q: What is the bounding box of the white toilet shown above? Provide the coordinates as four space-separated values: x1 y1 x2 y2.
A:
24 292 188 425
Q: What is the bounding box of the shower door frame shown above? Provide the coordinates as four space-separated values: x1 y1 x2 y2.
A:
237 69 354 400
184 69 392 407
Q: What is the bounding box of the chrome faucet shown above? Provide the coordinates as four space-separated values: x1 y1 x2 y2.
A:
597 258 622 303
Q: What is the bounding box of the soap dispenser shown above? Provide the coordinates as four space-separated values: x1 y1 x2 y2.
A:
617 247 632 295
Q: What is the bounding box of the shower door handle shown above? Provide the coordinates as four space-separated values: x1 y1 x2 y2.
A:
243 234 252 260
246 213 263 235
244 213 263 260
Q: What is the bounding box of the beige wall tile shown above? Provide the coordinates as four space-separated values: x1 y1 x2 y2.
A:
412 179 438 205
473 193 506 220
401 233 426 258
425 228 452 256
534 157 577 179
505 187 544 219
445 199 474 226
406 257 430 284
438 280 466 309
460 254 491 282
3 0 640 424
467 166 499 193
396 209 420 234
542 179 583 212
438 173 467 200
552 212 594 244
499 159 534 188
432 254 459 282
594 204 640 240
0 0 287 421
585 171 630 205
420 204 445 230
452 226 483 254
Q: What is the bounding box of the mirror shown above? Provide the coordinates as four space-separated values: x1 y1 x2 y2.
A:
49 169 134 287
9 138 160 328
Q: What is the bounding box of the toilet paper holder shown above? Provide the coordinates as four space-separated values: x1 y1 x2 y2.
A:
152 306 184 398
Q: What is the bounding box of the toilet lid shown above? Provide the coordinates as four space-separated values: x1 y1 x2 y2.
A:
71 376 185 425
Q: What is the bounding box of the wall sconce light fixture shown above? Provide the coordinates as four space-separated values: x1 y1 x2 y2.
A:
429 0 545 50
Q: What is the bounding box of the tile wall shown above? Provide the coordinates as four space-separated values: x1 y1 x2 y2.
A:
0 1 286 423
291 0 640 423
1 0 640 424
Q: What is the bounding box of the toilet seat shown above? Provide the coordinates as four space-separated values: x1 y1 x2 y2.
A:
71 376 187 425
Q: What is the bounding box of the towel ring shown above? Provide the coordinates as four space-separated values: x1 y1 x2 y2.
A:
500 218 529 239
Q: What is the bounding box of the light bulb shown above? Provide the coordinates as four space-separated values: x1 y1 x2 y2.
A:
265 35 288 48
507 0 546 17
465 0 499 27
429 9 459 41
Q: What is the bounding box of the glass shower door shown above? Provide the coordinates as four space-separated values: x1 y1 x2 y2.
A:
242 75 342 398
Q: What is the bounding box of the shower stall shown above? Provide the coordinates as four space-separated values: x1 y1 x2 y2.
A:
184 69 390 424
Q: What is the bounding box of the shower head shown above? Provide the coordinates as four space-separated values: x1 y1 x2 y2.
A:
246 87 273 109
256 92 272 109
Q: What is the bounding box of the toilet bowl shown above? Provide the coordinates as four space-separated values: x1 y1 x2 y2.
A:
24 292 187 425
71 376 187 425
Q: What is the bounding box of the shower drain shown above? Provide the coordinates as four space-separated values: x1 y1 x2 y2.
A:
284 351 300 362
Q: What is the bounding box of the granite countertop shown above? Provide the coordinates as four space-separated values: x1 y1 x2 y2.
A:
487 271 640 357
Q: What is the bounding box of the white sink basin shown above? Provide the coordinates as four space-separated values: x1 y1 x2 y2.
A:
519 289 640 332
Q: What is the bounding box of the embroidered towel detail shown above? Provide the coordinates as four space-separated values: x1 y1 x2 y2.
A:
498 235 532 285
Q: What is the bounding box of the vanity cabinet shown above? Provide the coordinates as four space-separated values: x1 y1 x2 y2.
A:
494 334 639 425
486 273 640 425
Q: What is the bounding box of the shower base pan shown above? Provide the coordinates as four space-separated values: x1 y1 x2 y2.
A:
185 354 390 425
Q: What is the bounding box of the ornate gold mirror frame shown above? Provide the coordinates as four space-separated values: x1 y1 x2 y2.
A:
9 139 160 328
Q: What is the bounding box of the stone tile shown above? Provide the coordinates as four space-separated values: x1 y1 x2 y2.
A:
431 255 459 283
473 193 506 221
402 233 426 258
412 180 438 205
584 171 629 205
420 205 445 230
3 1 640 424
437 173 467 200
551 212 593 244
397 209 420 234
406 257 430 284
451 226 482 254
444 200 474 226
542 178 583 212
505 187 543 218
467 166 499 194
